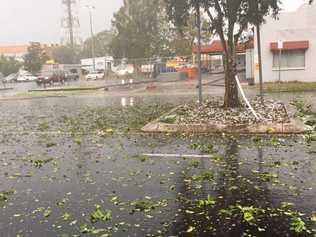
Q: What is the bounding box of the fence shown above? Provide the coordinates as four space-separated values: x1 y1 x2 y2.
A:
108 55 194 80
105 54 247 82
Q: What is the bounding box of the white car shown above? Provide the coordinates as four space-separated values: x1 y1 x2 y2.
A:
86 71 104 80
17 74 37 82
3 73 18 83
115 64 134 77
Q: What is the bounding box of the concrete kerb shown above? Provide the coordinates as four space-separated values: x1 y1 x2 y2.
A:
141 107 308 135
0 87 14 91
28 87 104 93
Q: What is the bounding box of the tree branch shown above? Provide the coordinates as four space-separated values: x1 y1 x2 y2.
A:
204 1 228 55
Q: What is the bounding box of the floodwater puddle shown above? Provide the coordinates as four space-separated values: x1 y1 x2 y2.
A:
121 97 135 107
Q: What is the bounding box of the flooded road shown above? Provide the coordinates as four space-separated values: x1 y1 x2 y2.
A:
0 94 315 236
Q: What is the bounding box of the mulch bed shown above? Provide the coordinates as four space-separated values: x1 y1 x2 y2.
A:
168 97 290 125
142 97 307 134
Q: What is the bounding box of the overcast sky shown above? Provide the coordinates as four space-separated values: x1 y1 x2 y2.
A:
0 0 310 45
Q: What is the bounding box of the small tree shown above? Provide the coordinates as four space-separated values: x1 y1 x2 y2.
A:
165 0 280 108
23 42 49 74
0 55 22 76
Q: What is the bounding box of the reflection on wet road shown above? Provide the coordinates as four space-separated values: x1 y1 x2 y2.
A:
121 97 135 107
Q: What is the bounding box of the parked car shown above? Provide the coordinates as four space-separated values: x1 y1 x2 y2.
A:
86 71 104 80
3 73 18 83
114 64 134 77
65 69 80 81
16 73 38 82
36 71 66 87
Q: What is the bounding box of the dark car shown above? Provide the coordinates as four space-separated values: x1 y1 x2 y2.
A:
36 71 66 87
65 69 80 81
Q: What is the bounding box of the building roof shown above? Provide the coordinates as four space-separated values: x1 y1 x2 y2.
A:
0 45 29 55
270 41 309 51
192 39 254 54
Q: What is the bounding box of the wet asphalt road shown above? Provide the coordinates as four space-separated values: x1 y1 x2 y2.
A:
0 91 315 236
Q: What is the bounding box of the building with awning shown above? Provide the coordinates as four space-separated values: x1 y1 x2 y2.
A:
192 39 253 76
254 2 316 83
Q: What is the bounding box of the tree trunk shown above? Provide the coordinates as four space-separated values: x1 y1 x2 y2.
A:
223 43 240 108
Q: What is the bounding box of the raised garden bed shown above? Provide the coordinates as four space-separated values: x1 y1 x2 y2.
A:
142 97 308 134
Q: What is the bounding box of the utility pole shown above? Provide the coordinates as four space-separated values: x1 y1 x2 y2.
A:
196 1 202 106
86 5 96 72
255 1 264 103
61 0 81 62
66 0 74 49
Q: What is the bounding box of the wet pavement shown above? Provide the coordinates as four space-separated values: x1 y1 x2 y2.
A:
0 93 315 237
0 82 38 97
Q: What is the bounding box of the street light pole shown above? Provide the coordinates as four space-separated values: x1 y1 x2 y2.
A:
196 1 202 106
255 0 264 103
256 24 264 101
86 5 96 72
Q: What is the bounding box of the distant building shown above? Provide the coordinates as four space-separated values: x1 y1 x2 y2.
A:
0 45 28 62
41 63 81 73
254 3 316 83
81 57 114 72
0 43 59 62
192 39 254 81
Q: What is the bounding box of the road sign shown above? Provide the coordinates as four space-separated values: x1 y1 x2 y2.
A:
278 40 283 50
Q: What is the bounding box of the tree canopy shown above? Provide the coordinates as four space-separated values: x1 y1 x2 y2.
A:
81 30 114 59
109 0 169 59
109 0 208 59
0 56 22 77
165 0 281 108
23 43 49 74
52 45 81 64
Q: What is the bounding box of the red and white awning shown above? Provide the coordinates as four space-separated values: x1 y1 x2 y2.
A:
270 40 309 51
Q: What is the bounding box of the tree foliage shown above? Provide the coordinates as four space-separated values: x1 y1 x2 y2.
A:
81 30 114 59
0 56 22 77
52 45 80 64
23 43 49 74
165 0 280 108
109 0 206 58
169 14 212 56
109 0 169 58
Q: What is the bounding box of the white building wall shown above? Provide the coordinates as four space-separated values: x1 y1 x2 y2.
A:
246 49 254 81
81 56 114 72
254 3 316 83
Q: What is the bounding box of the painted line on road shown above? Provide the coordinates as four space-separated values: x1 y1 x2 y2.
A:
142 153 213 158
